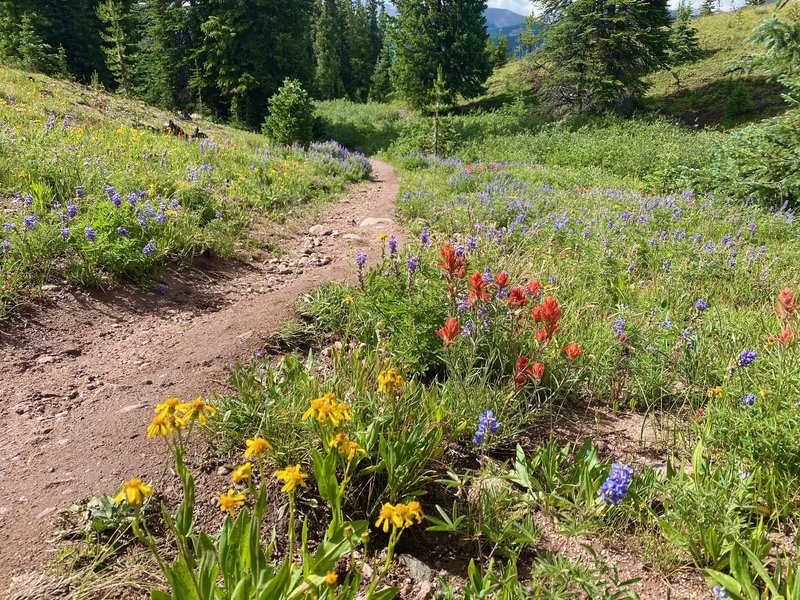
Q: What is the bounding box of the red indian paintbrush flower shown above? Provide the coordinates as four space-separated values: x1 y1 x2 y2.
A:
436 318 460 346
514 357 545 387
494 272 509 290
770 326 794 345
531 296 561 340
527 280 542 300
777 287 797 316
536 329 549 345
468 272 490 305
562 342 581 361
437 243 465 279
507 287 527 308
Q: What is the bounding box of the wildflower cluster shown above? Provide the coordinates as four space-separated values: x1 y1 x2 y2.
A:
374 501 424 532
302 392 352 426
473 410 499 445
598 463 634 506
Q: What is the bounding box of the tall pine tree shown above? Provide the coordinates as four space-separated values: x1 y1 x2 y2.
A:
392 0 492 110
536 0 671 115
97 0 133 93
669 2 701 65
312 0 345 99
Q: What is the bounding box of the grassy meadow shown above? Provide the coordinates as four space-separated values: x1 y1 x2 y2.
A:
9 3 800 599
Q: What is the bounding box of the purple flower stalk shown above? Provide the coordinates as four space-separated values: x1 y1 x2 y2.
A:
737 350 757 368
84 226 96 242
59 227 69 239
406 254 418 272
419 227 430 246
355 251 367 267
22 215 37 230
117 227 128 237
142 240 155 255
612 315 626 337
598 463 633 505
695 298 707 312
473 410 499 445
739 394 755 406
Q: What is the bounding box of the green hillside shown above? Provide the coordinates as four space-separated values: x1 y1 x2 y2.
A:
646 3 790 127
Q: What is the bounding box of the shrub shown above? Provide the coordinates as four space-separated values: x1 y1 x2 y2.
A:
262 78 314 146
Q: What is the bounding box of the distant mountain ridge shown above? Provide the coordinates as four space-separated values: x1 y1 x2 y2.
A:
382 4 527 32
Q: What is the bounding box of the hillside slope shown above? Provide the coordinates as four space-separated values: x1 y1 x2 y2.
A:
646 3 789 127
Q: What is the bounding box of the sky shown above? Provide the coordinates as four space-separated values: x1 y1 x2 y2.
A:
486 0 748 13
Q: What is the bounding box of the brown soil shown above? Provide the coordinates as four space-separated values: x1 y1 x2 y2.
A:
0 159 401 589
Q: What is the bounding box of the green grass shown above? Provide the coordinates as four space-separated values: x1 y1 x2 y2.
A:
0 67 371 317
646 3 791 127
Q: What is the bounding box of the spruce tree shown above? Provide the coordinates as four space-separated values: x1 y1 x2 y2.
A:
392 0 492 110
494 34 509 69
369 33 393 101
97 0 133 94
698 0 715 16
669 3 701 65
537 0 671 115
312 0 345 99
347 2 374 101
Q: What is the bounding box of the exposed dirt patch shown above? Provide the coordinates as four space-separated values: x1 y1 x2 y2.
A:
0 159 402 587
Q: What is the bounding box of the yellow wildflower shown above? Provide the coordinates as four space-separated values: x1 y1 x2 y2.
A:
114 479 153 507
330 433 365 462
759 389 768 399
707 386 723 400
154 397 180 414
274 464 309 493
178 396 217 425
325 571 338 586
244 437 273 458
147 411 182 438
377 368 405 395
375 503 396 533
342 296 353 305
218 489 246 516
302 393 351 426
407 501 424 525
231 462 252 483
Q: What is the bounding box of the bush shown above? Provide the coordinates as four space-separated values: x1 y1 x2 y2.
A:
262 79 314 146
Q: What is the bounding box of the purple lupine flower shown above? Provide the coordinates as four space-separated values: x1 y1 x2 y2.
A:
3 223 15 232
466 235 477 252
75 186 84 198
695 298 707 312
712 586 729 599
388 235 397 257
155 210 167 225
598 463 633 505
406 254 418 272
737 350 757 367
739 394 755 406
22 215 37 230
117 226 128 237
1 240 10 252
419 227 430 246
473 410 499 445
111 193 122 208
548 274 556 285
171 198 179 210
456 294 470 313
612 315 626 337
59 227 69 239
127 192 138 207
460 319 473 338
482 267 493 284
84 226 96 242
145 204 155 218
154 283 168 295
142 240 155 255
66 202 78 219
214 210 222 219
22 194 33 207
454 244 465 258
355 251 367 267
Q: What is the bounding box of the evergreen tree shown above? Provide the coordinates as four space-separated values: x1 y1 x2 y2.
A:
347 2 374 101
494 34 509 68
536 0 671 115
97 0 133 94
312 0 345 99
199 0 314 128
669 3 701 65
369 30 394 101
135 0 191 109
392 0 492 110
698 0 715 16
366 0 382 63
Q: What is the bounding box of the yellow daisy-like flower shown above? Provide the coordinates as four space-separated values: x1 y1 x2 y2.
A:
706 386 723 400
154 397 180 414
759 389 768 399
177 396 217 425
231 462 252 483
324 571 338 586
378 233 389 241
244 437 273 458
218 489 246 516
274 464 309 493
302 393 352 427
342 296 354 305
406 501 424 525
330 433 365 462
114 479 153 507
375 503 396 533
147 411 183 439
377 368 405 395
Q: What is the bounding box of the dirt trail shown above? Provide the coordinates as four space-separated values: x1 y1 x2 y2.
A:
0 159 401 587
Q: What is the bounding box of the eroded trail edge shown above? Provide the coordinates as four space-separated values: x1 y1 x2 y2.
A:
0 159 401 585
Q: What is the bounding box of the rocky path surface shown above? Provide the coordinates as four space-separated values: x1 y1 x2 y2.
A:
0 159 402 588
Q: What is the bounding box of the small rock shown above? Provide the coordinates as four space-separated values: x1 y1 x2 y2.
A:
216 466 230 476
413 581 433 600
119 403 147 413
237 330 254 341
359 217 394 227
361 563 373 580
308 224 333 237
36 355 57 365
342 233 363 242
397 555 434 582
